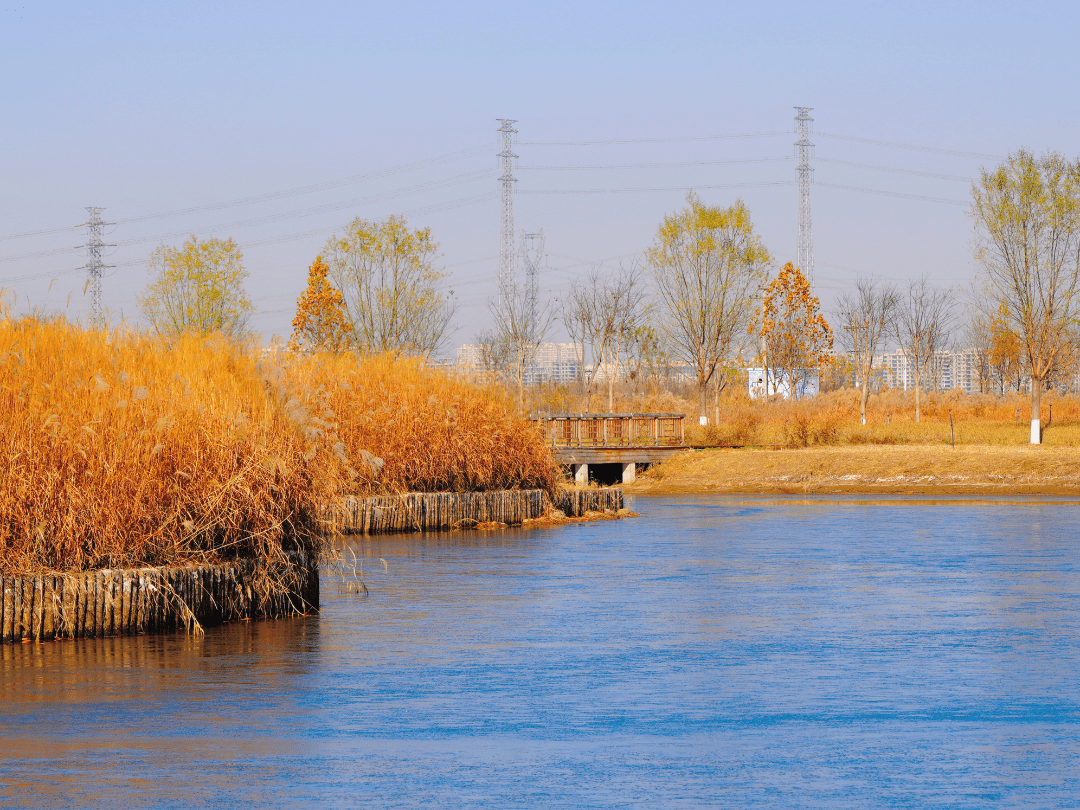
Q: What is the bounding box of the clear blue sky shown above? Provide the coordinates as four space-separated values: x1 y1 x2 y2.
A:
2 0 1078 352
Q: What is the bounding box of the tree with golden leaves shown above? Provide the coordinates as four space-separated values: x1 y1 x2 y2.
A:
972 149 1080 443
987 301 1022 395
139 235 253 340
290 256 350 352
322 215 455 357
647 193 770 419
750 262 833 400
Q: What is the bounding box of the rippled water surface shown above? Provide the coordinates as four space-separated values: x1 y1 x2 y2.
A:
2 495 1080 808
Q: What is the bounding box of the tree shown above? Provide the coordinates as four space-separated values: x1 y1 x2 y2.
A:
972 149 1080 443
560 263 647 413
987 302 1023 395
139 235 253 339
836 276 899 424
894 275 954 422
749 262 833 400
323 215 455 356
481 276 554 408
647 193 770 419
289 256 350 352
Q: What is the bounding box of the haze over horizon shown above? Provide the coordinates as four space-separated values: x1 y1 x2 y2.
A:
2 0 1078 353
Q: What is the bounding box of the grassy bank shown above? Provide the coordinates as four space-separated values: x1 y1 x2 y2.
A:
631 445 1080 495
0 315 557 575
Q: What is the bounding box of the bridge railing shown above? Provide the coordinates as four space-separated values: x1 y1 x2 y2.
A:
533 413 686 448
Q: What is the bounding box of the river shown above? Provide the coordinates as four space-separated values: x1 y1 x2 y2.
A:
2 495 1079 808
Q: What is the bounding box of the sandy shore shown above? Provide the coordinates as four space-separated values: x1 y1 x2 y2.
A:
626 445 1080 495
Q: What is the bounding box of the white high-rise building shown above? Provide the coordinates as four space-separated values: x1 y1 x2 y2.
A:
874 349 982 394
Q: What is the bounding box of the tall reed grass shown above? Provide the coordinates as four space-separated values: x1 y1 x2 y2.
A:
0 314 556 575
274 351 559 495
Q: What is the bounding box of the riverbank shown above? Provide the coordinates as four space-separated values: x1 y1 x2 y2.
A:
628 445 1080 495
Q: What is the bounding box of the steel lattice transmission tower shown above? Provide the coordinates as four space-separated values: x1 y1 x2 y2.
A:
520 230 545 334
794 107 814 282
497 119 517 306
80 206 112 329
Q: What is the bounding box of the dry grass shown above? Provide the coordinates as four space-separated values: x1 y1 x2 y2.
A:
0 315 556 574
274 351 559 496
0 314 343 575
599 386 1080 448
634 444 1080 495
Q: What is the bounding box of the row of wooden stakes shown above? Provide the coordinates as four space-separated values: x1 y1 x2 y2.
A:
0 555 319 644
332 487 624 534
2 488 623 643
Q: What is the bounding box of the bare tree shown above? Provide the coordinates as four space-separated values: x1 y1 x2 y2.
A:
836 276 899 424
647 193 770 419
894 275 955 422
971 149 1080 443
561 263 647 412
483 278 554 407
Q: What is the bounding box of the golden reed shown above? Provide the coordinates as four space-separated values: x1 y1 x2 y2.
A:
0 313 557 576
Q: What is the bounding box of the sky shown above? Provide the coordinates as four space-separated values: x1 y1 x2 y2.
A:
2 0 1078 355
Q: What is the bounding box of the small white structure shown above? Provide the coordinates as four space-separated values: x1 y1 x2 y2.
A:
747 368 819 400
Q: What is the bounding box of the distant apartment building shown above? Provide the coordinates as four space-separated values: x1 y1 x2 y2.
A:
874 349 981 394
456 342 583 384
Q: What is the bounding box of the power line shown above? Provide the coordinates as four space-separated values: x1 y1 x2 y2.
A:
0 224 81 242
518 181 793 195
518 156 792 170
816 157 971 182
817 182 967 206
112 145 490 226
815 132 1001 160
519 130 791 146
0 171 490 264
3 192 497 282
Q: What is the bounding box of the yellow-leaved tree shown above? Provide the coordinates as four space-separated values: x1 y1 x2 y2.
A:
647 193 770 419
750 262 833 400
322 215 455 357
290 256 350 352
988 301 1022 395
139 235 253 339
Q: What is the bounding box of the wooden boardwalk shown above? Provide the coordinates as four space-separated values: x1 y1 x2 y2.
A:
534 413 688 483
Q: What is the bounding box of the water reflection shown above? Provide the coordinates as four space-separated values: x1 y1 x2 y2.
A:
1 496 1079 808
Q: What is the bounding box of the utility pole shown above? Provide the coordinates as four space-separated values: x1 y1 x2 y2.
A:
519 229 544 336
794 107 814 283
497 119 517 308
79 207 113 329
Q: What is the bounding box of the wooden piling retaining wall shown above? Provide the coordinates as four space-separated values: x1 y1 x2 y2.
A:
554 487 624 517
333 487 624 534
0 553 318 643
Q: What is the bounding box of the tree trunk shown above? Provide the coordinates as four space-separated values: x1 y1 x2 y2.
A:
1031 373 1043 444
914 359 922 423
698 381 708 424
859 364 870 426
607 348 615 413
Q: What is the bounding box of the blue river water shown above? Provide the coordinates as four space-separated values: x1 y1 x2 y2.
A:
1 494 1079 808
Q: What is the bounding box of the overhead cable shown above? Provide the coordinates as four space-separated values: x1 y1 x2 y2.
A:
815 132 1000 160
519 130 791 146
816 158 971 182
518 156 792 171
519 181 793 195
816 182 967 206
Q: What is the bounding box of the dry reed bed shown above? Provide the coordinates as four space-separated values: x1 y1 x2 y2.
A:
0 315 557 576
275 352 559 495
634 445 1080 495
